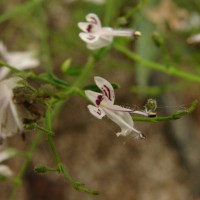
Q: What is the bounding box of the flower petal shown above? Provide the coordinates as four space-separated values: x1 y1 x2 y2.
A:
87 105 105 119
0 164 13 176
87 35 113 49
85 90 102 106
98 27 114 40
132 110 149 116
104 108 144 138
10 100 23 131
0 100 22 138
84 0 105 5
0 77 23 138
86 38 111 49
103 104 133 112
79 32 100 43
78 22 91 33
78 22 101 33
94 76 115 104
187 33 200 44
86 13 101 28
0 41 39 80
0 68 10 81
0 41 8 59
6 51 39 70
99 28 135 37
0 148 17 162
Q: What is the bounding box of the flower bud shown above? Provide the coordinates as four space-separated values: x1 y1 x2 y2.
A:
152 32 164 47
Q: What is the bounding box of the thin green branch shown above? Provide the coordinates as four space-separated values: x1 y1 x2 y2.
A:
25 123 54 135
45 102 99 195
133 100 198 122
35 1 53 70
121 0 147 21
9 133 42 200
114 43 200 83
0 61 21 72
73 56 95 87
0 0 43 23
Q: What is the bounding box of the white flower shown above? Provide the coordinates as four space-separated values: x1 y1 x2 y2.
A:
187 33 200 44
0 147 16 177
83 0 105 4
78 13 141 50
85 76 148 138
0 77 24 139
65 0 105 4
0 41 39 80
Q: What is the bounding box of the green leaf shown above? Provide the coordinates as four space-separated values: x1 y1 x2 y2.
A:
38 73 70 88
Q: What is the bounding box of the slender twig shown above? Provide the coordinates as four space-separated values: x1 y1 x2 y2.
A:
45 102 99 195
9 133 42 200
35 1 53 71
0 0 43 23
133 100 198 122
120 0 147 22
0 61 21 72
28 123 54 135
114 43 200 83
73 56 95 87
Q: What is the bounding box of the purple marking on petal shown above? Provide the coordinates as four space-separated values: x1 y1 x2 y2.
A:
97 109 101 115
102 85 111 100
86 24 93 32
87 34 96 40
90 17 97 24
96 95 103 105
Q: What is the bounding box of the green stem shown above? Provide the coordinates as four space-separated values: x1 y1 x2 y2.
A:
0 61 21 72
73 56 95 87
133 100 198 122
0 0 43 23
9 133 42 200
45 103 99 195
34 124 54 135
35 1 52 71
114 43 200 83
122 0 147 21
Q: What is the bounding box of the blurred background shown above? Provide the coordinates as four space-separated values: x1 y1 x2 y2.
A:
0 0 200 199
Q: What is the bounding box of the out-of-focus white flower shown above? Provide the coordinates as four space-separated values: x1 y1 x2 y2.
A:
187 33 200 44
78 13 141 50
83 0 105 4
0 165 13 177
0 77 24 139
65 0 105 4
0 41 39 80
182 12 200 31
85 76 148 138
0 147 16 177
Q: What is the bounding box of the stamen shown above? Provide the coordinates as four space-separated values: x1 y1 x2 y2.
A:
133 31 141 38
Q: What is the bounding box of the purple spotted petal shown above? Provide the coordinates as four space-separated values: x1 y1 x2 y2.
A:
94 76 115 104
87 105 106 119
